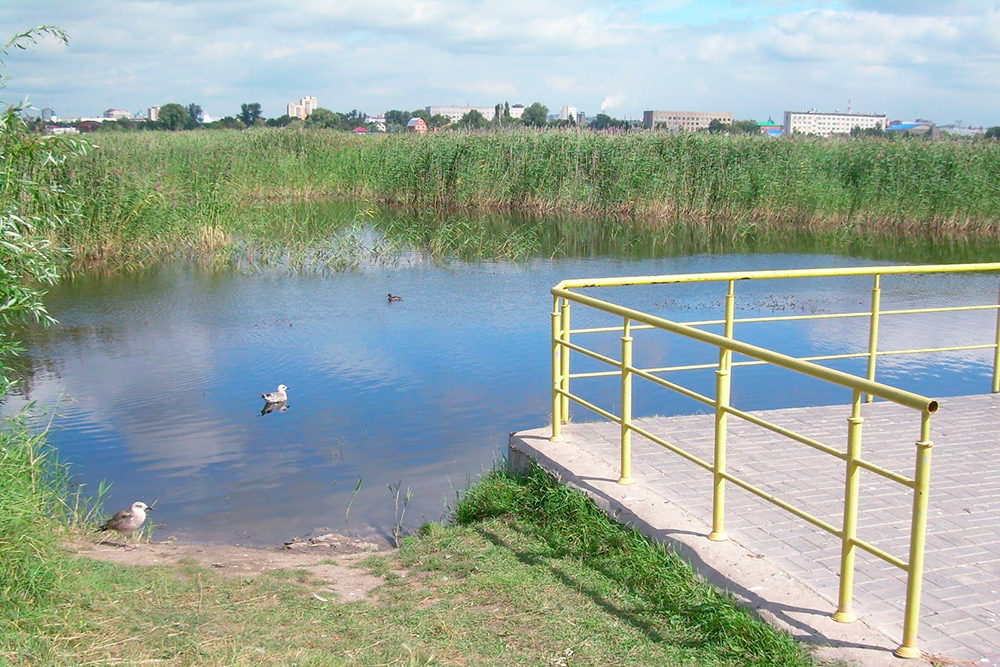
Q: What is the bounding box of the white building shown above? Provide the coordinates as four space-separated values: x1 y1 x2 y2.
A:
426 105 499 123
287 96 318 120
643 110 733 131
148 106 160 122
559 105 578 122
104 108 131 120
783 110 886 137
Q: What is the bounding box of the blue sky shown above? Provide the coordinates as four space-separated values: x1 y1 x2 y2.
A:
1 1 997 126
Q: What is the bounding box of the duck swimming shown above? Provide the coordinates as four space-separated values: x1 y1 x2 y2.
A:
387 293 403 302
261 384 288 403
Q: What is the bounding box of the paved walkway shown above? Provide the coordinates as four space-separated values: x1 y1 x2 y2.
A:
510 393 999 665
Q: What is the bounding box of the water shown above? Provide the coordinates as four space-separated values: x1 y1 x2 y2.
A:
4 251 997 545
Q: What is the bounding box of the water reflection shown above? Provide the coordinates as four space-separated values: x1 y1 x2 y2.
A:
3 249 997 546
260 401 289 416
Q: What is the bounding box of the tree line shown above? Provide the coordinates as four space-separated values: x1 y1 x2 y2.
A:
32 101 1000 138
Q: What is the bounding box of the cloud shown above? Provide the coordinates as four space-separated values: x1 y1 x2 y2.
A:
1 1 998 126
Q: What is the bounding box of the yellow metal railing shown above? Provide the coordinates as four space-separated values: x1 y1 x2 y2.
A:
550 262 1000 659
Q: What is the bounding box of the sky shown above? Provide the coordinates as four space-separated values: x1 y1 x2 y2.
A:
1 0 998 126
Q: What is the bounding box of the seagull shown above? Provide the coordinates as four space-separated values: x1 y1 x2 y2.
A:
261 384 288 403
97 501 152 550
387 293 403 302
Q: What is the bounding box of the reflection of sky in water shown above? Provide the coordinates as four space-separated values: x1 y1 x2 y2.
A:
3 255 996 544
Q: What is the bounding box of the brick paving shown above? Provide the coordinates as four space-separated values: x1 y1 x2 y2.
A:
511 393 1000 664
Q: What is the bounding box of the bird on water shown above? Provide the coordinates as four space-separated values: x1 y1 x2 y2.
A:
387 293 403 302
97 501 152 550
261 384 288 403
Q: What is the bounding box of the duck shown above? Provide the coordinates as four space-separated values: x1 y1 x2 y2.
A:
261 384 288 403
97 501 152 550
387 293 403 302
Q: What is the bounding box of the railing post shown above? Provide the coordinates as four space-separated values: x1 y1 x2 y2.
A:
865 274 881 403
619 317 634 485
992 284 1000 393
560 299 571 423
834 390 864 623
895 411 933 659
709 280 736 542
551 296 562 442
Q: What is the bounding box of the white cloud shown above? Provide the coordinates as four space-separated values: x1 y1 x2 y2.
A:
1 1 997 126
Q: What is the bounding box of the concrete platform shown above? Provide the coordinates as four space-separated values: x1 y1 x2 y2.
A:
510 393 1000 666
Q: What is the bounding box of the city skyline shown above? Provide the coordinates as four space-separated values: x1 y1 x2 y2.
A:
1 1 998 127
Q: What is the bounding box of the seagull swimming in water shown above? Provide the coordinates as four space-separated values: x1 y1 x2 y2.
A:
98 501 152 550
261 384 288 403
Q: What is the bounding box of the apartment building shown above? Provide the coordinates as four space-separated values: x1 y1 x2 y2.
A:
287 96 318 120
426 105 497 123
559 105 578 122
783 110 886 136
643 110 734 131
104 108 131 120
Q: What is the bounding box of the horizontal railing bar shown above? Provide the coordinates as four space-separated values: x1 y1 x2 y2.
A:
734 311 870 324
722 405 847 460
556 262 1000 290
629 366 716 407
855 459 915 487
720 471 842 536
555 388 621 424
571 324 655 335
851 537 909 571
573 305 999 337
553 287 937 413
881 304 1000 316
629 422 714 472
877 344 995 356
558 339 620 368
641 361 720 374
569 371 621 379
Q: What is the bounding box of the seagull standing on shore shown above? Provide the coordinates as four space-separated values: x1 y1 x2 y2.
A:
261 384 288 403
97 501 152 550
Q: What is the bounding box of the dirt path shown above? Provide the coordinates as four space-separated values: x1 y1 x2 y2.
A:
75 533 394 602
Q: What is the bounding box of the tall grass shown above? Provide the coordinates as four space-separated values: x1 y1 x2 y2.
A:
47 128 1000 268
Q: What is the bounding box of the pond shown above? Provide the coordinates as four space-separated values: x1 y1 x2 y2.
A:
3 209 998 545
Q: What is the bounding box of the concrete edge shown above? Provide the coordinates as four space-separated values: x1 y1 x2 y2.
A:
509 428 933 667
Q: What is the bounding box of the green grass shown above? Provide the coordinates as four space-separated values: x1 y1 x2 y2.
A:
47 129 1000 270
1 462 818 666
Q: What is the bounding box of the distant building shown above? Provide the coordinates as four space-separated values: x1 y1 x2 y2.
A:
49 126 79 135
559 105 578 122
758 118 782 137
41 108 55 122
886 120 941 139
426 105 498 124
643 110 733 131
406 117 428 134
365 115 387 132
148 106 160 122
509 104 525 120
104 108 131 120
287 96 318 120
783 110 886 137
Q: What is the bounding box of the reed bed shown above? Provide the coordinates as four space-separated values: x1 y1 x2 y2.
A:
50 129 1000 269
